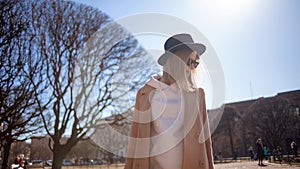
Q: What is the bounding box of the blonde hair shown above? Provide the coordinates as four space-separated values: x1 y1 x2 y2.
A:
162 49 203 91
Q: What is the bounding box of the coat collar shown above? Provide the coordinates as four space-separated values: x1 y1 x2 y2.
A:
146 73 179 91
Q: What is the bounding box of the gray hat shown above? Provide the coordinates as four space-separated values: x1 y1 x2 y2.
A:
158 33 206 66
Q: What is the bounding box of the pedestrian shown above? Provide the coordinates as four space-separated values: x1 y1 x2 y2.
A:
263 145 269 160
272 148 277 161
218 152 223 163
14 157 19 165
291 141 298 157
248 146 254 160
276 145 283 163
124 33 214 169
256 138 265 166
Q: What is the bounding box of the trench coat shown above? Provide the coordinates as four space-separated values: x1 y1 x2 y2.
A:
124 84 214 169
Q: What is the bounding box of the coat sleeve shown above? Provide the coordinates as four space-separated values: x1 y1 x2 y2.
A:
124 85 154 169
199 88 215 169
124 92 140 169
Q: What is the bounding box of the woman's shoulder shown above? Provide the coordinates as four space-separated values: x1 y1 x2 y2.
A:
197 87 205 93
197 87 205 97
136 84 156 97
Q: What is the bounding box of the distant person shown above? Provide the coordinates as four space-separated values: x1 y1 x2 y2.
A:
248 146 254 160
18 157 24 167
256 138 265 166
263 145 269 160
276 145 283 163
272 148 277 161
291 141 298 157
14 157 20 165
218 152 223 163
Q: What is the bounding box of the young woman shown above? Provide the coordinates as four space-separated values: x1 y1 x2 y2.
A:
256 138 265 166
125 34 214 169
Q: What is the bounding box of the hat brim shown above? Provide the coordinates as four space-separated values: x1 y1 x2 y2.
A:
157 43 206 66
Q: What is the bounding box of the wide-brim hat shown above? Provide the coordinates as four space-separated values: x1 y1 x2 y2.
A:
158 33 206 66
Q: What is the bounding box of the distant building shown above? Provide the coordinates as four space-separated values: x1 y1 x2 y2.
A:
91 111 132 163
30 135 52 160
211 89 300 158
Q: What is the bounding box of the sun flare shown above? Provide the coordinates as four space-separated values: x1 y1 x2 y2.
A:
202 0 258 23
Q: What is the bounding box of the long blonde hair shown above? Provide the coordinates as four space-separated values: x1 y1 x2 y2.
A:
162 48 203 91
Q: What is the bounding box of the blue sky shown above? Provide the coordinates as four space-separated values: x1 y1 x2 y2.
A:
72 0 300 106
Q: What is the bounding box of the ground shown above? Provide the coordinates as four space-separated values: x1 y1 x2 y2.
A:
214 161 300 169
62 161 299 169
24 161 300 169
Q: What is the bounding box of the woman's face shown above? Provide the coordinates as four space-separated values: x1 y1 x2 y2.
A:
163 49 201 90
177 51 200 71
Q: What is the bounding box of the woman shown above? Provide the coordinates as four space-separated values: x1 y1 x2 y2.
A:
256 138 265 166
125 34 214 169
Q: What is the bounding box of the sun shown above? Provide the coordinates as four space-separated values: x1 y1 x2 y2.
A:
202 0 259 23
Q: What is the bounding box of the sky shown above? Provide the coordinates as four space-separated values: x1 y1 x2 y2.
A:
72 0 300 107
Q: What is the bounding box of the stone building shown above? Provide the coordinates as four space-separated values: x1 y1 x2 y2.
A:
211 89 300 158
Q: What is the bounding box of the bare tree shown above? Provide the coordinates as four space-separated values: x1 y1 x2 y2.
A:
0 1 44 168
10 141 30 161
244 96 300 151
30 1 157 169
29 136 52 161
68 138 99 162
212 106 242 158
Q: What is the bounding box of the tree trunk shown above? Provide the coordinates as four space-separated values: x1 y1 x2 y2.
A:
52 145 67 169
1 140 12 169
228 122 235 160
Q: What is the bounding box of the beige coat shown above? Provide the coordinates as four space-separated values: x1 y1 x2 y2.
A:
124 84 214 169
